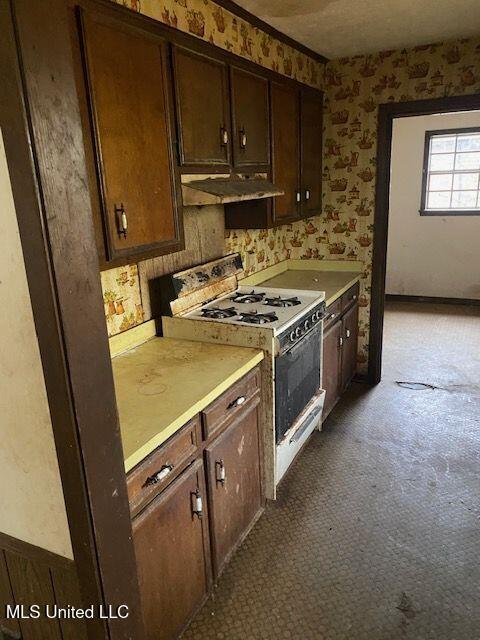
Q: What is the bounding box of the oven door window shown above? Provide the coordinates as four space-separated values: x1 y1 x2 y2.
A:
275 325 321 443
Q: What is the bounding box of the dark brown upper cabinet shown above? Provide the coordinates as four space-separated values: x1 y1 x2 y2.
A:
76 9 183 266
301 88 323 217
173 46 231 170
230 66 270 170
271 82 301 225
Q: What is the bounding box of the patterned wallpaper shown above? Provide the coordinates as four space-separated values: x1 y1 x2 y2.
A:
100 2 480 371
322 37 480 368
115 0 323 89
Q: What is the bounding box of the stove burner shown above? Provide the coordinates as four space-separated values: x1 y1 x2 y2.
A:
264 296 301 308
230 290 266 304
201 306 238 319
237 310 278 325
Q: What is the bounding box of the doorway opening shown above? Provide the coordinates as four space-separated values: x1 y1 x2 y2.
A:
368 94 480 384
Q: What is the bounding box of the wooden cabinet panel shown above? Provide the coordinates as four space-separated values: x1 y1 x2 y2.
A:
127 417 201 517
133 460 211 640
341 303 359 391
205 398 263 576
202 368 260 441
271 82 300 224
231 66 270 169
322 320 342 419
301 89 323 216
78 11 182 262
173 47 230 168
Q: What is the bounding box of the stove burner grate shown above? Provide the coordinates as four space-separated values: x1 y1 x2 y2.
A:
237 310 278 325
230 290 266 304
201 306 238 319
264 296 301 308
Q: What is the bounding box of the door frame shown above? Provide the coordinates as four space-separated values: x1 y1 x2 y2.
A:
368 92 480 384
0 1 144 637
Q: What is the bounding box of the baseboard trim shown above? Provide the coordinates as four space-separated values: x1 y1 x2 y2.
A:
386 294 480 307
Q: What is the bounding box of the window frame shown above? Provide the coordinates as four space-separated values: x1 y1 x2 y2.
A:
420 126 480 216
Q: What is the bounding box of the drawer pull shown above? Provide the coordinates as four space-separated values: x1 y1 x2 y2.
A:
215 459 226 486
228 395 246 410
239 128 247 149
351 294 357 301
346 329 351 339
220 126 229 146
143 464 173 487
329 312 336 320
115 203 128 239
191 489 203 518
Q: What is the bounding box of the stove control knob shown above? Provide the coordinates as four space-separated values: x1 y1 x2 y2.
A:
304 319 310 331
314 311 321 321
289 331 296 342
295 327 302 339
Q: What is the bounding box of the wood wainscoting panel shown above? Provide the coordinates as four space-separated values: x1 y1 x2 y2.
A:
0 533 87 640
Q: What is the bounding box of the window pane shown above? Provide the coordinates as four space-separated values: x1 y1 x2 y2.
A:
451 191 478 208
430 136 456 153
429 173 452 190
430 154 454 171
427 191 451 209
455 152 480 170
453 172 479 190
456 135 480 152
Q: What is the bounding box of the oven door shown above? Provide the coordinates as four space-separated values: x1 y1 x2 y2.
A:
275 324 321 444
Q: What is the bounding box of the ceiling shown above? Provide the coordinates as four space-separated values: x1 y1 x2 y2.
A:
234 0 480 59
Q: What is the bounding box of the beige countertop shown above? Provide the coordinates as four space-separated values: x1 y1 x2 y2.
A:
112 337 264 472
259 269 361 307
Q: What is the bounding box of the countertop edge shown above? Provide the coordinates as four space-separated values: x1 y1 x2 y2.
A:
325 274 362 307
123 349 264 473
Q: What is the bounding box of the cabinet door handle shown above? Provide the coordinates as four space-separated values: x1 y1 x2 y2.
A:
351 294 357 302
115 203 128 239
143 464 173 487
239 128 247 149
220 126 229 146
339 336 344 348
227 395 246 410
215 459 226 486
346 329 351 339
295 190 301 203
191 489 203 519
305 188 310 201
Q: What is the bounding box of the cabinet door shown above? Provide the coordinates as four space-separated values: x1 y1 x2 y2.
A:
205 399 263 576
231 66 270 169
173 47 231 169
301 89 323 217
341 303 359 391
322 320 342 419
271 82 300 225
132 460 211 640
79 11 182 262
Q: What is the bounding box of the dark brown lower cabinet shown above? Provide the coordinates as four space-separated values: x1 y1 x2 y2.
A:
341 303 359 391
130 366 263 640
132 460 211 640
205 397 263 576
322 320 342 418
322 284 359 420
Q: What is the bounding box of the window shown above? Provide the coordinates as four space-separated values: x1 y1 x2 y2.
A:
420 127 480 216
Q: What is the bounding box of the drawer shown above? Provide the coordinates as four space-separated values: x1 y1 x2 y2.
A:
341 281 360 312
202 367 260 441
127 416 201 517
323 297 342 330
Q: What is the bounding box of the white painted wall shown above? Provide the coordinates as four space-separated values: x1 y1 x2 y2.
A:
386 111 480 299
0 131 73 559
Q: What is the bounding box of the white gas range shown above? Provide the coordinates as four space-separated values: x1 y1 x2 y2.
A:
157 255 326 498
